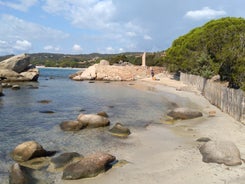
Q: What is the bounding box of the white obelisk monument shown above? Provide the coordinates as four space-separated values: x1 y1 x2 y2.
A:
142 52 146 66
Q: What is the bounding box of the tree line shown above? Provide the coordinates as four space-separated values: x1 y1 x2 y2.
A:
162 17 245 90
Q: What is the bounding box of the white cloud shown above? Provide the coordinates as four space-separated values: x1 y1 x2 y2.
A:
41 1 150 53
42 0 116 29
0 40 7 44
0 14 69 41
126 32 136 37
14 40 32 51
0 0 37 12
185 7 226 20
118 48 124 53
72 44 82 52
106 46 115 53
0 14 69 54
44 45 60 51
144 35 152 40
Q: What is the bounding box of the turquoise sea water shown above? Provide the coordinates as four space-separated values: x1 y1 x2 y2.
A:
0 68 195 183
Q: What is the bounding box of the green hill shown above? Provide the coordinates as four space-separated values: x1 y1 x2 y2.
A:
163 17 245 90
0 51 165 68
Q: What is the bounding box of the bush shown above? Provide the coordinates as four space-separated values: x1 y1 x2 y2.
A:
163 17 245 90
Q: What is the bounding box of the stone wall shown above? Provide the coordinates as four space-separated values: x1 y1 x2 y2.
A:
180 73 245 123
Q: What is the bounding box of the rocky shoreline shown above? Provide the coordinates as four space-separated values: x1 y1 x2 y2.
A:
0 54 39 82
2 56 245 184
7 81 245 183
70 60 164 81
0 54 39 93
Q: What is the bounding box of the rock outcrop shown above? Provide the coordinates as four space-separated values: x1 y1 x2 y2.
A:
0 54 30 73
0 54 39 82
199 140 242 166
77 113 110 128
62 152 116 180
71 61 164 81
11 141 55 162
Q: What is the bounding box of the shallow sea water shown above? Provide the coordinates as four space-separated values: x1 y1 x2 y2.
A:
0 68 197 183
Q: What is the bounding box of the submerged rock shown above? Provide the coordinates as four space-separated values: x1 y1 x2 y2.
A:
37 100 52 104
97 111 109 118
60 120 84 131
199 140 242 166
108 123 131 138
12 85 20 90
48 152 83 172
19 157 50 170
167 107 202 120
39 110 55 114
62 152 116 180
196 137 211 142
112 159 131 168
9 163 28 184
1 82 12 88
0 84 3 96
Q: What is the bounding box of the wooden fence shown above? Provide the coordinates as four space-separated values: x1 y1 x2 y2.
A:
180 73 245 123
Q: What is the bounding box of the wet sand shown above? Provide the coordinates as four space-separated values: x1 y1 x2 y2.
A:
61 75 245 184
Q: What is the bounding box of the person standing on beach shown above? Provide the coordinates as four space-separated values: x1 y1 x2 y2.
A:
150 67 154 79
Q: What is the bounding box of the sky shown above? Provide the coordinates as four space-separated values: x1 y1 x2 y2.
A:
0 0 244 55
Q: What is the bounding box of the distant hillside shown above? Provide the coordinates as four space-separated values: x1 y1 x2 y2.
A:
0 54 14 61
0 51 165 68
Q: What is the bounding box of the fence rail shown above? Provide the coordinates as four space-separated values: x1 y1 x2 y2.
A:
180 73 245 123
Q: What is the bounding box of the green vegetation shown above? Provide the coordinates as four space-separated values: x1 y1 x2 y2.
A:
105 52 164 66
163 17 245 90
28 52 145 68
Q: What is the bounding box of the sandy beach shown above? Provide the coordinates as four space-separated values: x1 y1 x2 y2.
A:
61 75 245 184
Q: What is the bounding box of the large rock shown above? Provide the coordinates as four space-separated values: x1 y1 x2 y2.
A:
11 141 55 162
62 152 116 180
9 163 28 184
0 54 30 73
71 65 164 81
77 114 110 128
60 120 84 131
99 60 110 66
167 107 202 120
20 68 39 81
79 65 97 80
199 140 242 166
0 69 21 78
0 54 39 82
